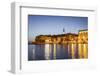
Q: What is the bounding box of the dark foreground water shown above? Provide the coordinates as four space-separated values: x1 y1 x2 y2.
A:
28 44 88 61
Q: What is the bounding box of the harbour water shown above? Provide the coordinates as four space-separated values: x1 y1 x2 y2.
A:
28 44 88 60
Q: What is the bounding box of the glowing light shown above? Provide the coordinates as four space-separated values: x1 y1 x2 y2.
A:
53 44 56 59
83 44 88 58
78 44 83 58
45 44 50 59
71 44 75 59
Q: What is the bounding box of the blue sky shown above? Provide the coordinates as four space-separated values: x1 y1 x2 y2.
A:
28 15 88 42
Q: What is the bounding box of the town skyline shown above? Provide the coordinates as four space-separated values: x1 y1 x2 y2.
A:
28 15 88 42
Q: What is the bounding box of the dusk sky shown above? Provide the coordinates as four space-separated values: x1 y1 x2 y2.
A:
28 15 88 42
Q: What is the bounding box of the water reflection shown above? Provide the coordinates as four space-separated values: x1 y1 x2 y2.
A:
28 44 88 60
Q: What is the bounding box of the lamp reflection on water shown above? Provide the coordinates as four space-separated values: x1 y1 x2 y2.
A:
78 44 88 59
71 44 75 59
45 44 51 60
28 43 88 60
78 44 83 58
83 44 88 58
53 44 56 59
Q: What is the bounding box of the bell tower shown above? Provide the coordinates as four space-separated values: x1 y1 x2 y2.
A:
63 28 65 34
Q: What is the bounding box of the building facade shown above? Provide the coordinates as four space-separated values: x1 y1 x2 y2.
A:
78 30 88 44
33 30 88 44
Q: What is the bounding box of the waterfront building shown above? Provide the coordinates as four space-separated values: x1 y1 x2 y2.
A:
34 33 78 44
78 30 88 44
32 29 88 44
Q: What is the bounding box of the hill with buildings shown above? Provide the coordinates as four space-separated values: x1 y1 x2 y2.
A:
31 30 88 44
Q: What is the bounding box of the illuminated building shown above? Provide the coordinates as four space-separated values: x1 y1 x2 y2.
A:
34 33 78 44
78 30 88 44
32 29 88 44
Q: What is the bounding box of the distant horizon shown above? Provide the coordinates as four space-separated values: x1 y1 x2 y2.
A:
28 15 88 42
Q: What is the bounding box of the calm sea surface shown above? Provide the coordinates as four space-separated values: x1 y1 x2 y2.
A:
28 44 88 60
